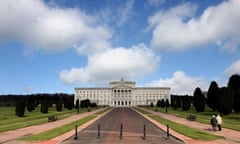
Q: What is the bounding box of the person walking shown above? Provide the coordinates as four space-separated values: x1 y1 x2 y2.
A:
210 115 217 131
216 114 222 131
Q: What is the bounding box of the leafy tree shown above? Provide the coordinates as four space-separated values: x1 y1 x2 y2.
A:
193 87 206 112
176 97 182 108
56 95 63 112
27 95 35 112
173 97 181 110
165 99 170 108
160 99 165 108
207 81 219 111
156 100 161 107
75 99 80 109
41 95 49 113
90 102 97 107
218 87 234 115
150 102 154 107
64 95 74 110
80 99 91 108
228 74 240 112
182 95 191 111
15 98 26 117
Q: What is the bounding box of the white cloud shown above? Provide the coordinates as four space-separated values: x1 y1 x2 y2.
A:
149 0 240 51
224 60 240 76
0 0 111 54
145 71 208 95
60 44 160 84
97 0 134 27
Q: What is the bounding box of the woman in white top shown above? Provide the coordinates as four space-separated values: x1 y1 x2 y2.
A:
216 114 222 131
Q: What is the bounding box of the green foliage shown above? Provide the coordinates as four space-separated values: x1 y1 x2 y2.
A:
173 96 182 110
182 95 191 111
15 99 26 117
41 96 49 114
228 74 240 112
27 95 35 112
75 99 79 109
218 87 234 115
80 99 90 108
156 100 161 107
150 102 154 107
156 99 167 108
56 95 63 112
207 81 219 111
64 96 74 110
160 99 165 107
166 99 170 107
193 87 206 112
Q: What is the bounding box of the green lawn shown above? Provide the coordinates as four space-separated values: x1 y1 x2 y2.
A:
136 108 224 140
21 115 97 141
21 108 110 141
0 106 97 132
149 115 224 140
148 106 240 131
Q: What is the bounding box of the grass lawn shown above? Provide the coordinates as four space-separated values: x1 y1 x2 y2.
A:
20 108 110 141
136 108 224 140
149 115 224 140
148 106 240 131
21 115 96 141
0 106 98 132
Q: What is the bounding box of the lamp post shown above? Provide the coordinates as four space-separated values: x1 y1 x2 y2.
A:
77 99 80 113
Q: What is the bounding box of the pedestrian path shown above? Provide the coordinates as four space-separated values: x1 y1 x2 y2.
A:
0 108 105 144
139 108 240 144
61 108 183 144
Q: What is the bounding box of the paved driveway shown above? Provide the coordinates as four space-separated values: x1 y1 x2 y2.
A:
61 107 183 144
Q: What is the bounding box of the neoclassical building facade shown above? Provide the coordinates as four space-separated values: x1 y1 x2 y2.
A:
74 79 170 107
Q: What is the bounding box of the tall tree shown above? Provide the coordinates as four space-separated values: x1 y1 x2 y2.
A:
156 100 161 107
193 87 206 112
207 81 219 111
75 99 80 113
56 95 63 112
41 95 49 114
27 95 35 112
15 98 26 117
165 99 170 108
228 74 240 112
182 95 191 111
218 87 234 115
64 95 74 110
160 99 165 108
75 99 80 109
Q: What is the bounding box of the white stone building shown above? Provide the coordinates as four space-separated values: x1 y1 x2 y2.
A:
74 79 170 107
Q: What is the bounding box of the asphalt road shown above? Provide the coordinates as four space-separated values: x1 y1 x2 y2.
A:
61 107 184 144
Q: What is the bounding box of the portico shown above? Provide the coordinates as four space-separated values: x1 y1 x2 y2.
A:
112 89 132 106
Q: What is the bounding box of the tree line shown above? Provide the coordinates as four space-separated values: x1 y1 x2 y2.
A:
162 74 240 115
13 93 75 117
8 93 98 117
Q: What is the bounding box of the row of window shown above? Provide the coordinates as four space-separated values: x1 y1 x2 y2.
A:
76 91 169 96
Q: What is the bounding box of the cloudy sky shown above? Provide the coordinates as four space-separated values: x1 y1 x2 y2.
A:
0 0 240 95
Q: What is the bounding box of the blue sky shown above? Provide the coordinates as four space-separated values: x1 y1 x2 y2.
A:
0 0 240 95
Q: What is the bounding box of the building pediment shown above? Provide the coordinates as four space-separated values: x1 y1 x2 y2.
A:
110 79 136 88
112 84 134 89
